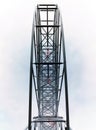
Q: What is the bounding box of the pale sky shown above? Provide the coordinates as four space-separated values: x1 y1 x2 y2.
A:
0 0 96 130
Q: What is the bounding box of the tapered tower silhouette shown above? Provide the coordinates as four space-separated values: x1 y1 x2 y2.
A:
26 4 70 130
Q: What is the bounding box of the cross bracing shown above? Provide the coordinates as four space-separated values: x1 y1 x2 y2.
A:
26 4 70 130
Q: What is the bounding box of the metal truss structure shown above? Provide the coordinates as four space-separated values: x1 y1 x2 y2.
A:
26 4 70 130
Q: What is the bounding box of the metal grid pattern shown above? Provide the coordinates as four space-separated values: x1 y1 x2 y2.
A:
27 4 70 130
36 4 59 117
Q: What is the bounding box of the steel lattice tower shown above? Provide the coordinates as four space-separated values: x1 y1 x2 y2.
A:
26 4 70 130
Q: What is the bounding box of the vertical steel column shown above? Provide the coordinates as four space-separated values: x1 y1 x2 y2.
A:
62 28 70 130
28 21 34 130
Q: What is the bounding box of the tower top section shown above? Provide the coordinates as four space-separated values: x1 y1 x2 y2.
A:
37 4 58 9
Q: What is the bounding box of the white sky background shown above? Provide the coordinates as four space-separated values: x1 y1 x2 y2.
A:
0 0 96 130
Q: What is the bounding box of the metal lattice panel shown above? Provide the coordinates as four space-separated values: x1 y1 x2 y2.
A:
35 5 60 118
26 4 70 130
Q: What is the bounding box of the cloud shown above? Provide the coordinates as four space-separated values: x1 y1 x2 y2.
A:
0 0 96 130
0 1 33 129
